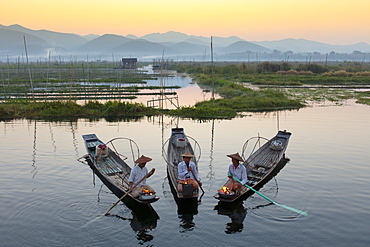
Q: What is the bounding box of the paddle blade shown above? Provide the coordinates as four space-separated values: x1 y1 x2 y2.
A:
232 176 308 216
274 202 308 216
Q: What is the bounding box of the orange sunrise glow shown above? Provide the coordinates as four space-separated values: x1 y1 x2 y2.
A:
1 0 369 44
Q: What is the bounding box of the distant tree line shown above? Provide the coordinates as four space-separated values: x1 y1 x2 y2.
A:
169 60 370 75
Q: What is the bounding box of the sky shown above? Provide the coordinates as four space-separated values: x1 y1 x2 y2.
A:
1 0 370 45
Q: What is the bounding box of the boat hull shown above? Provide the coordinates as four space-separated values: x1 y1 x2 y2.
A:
214 130 291 202
164 128 200 199
82 134 159 205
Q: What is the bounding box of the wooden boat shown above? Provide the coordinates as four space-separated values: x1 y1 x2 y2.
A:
214 130 292 202
82 134 159 204
163 127 201 199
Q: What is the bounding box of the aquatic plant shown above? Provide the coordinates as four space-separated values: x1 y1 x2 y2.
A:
0 100 161 119
191 72 305 110
167 106 237 119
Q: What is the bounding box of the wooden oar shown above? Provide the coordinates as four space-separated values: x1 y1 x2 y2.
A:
104 168 155 215
232 176 308 216
190 169 204 193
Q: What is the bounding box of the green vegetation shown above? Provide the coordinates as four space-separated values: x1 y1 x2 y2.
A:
169 61 370 107
0 61 173 101
189 75 304 111
170 61 370 85
171 67 304 111
0 100 239 120
0 100 159 119
354 91 370 105
1 60 370 120
167 106 237 119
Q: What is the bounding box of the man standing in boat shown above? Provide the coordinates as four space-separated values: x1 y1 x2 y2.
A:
177 151 202 192
128 155 156 198
225 153 247 193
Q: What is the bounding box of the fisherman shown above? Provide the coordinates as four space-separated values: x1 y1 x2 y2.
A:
225 153 248 193
95 144 108 160
128 155 156 198
177 151 202 192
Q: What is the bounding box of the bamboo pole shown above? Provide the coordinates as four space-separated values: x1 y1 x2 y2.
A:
104 168 155 215
211 36 214 105
23 36 34 100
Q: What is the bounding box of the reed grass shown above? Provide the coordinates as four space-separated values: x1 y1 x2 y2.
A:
0 61 173 101
0 100 240 120
191 74 304 110
169 61 370 107
0 100 159 119
2 61 370 120
167 106 237 119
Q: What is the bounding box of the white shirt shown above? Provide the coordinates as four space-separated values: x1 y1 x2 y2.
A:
178 160 201 181
128 165 148 187
228 163 247 185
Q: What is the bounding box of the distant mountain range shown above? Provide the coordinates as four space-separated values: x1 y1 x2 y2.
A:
0 24 369 61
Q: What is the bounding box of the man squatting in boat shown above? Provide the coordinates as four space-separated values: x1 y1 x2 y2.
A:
225 153 247 193
128 155 156 197
177 151 202 192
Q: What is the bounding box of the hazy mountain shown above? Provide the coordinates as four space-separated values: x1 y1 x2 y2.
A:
0 28 65 56
111 39 176 56
254 38 333 53
140 31 191 43
253 38 370 53
168 42 209 55
4 24 87 49
210 36 246 47
78 34 132 53
1 24 369 61
140 31 244 47
183 37 209 46
83 34 100 41
222 41 271 53
340 42 370 53
126 34 138 39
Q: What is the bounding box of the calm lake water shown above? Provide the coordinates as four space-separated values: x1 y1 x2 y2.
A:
1 87 370 246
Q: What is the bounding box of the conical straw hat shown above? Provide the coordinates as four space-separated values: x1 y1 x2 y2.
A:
180 151 194 157
226 153 244 162
135 155 152 164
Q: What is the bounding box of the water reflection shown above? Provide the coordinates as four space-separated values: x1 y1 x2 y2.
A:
176 197 199 232
112 198 159 244
206 119 216 181
70 121 79 157
214 164 295 234
31 120 38 191
48 122 57 154
215 201 247 234
92 168 159 244
167 177 200 231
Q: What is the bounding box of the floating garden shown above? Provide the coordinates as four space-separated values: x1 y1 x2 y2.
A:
1 60 370 120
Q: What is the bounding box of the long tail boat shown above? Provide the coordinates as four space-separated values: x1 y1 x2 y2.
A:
214 130 291 202
82 134 159 204
163 127 201 199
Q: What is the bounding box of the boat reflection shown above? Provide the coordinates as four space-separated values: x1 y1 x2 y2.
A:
112 197 159 243
214 200 247 234
215 199 275 234
176 197 198 231
167 172 199 231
